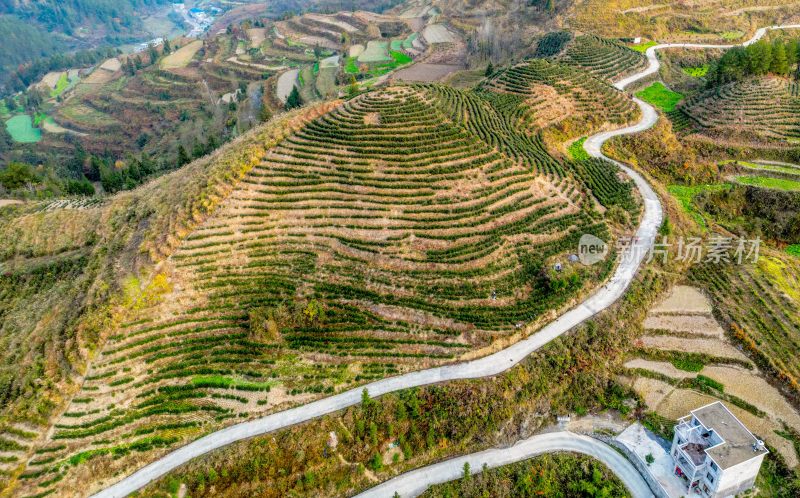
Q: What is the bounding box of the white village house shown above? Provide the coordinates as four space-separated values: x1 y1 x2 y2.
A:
670 401 767 497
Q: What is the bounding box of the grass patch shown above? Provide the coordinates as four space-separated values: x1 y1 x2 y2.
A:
285 38 305 48
671 356 704 372
636 82 684 112
5 115 42 143
567 137 589 161
51 72 69 98
735 175 800 191
787 245 800 257
720 30 745 41
682 65 709 77
191 375 273 391
389 50 412 65
33 112 48 126
667 184 726 229
630 40 657 53
693 374 724 392
344 56 359 74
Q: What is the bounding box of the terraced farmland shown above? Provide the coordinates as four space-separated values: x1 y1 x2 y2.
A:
481 59 640 136
689 254 800 406
624 285 800 467
558 34 647 82
679 77 800 144
17 84 634 496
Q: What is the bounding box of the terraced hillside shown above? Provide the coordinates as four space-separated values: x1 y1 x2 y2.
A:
689 254 800 406
678 77 800 145
570 0 800 43
558 34 647 82
15 84 637 497
721 159 800 192
481 59 640 140
43 33 311 160
624 284 800 468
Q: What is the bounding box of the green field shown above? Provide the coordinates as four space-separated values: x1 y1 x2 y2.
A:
720 30 745 41
721 160 800 177
630 40 657 53
567 137 589 161
735 175 800 191
787 245 800 257
667 184 726 228
636 82 684 112
389 50 412 65
51 73 69 98
682 65 709 77
345 50 410 78
5 115 42 143
345 56 359 74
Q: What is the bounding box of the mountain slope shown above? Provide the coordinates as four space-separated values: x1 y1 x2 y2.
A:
9 81 638 497
0 102 334 495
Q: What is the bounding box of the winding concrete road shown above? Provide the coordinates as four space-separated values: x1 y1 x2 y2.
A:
92 22 800 498
614 24 800 90
353 432 653 498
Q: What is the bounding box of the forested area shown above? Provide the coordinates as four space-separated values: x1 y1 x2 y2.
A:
0 0 170 92
0 0 169 32
710 37 800 85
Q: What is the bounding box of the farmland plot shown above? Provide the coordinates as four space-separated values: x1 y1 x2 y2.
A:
161 40 204 70
358 41 392 63
558 34 647 82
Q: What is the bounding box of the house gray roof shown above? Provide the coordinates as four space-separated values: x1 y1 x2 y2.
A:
691 401 768 470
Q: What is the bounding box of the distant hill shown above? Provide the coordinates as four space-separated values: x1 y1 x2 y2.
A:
0 0 171 92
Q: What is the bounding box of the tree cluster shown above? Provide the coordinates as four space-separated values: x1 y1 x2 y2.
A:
710 37 800 85
0 162 95 197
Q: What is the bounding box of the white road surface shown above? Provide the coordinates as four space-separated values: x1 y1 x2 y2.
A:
91 23 800 498
353 432 654 498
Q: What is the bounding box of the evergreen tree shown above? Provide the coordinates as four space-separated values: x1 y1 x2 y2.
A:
177 144 190 166
192 140 205 159
258 100 272 122
787 39 799 67
0 124 12 153
285 86 302 110
485 61 494 77
347 75 359 97
163 39 172 55
771 40 789 75
148 44 159 65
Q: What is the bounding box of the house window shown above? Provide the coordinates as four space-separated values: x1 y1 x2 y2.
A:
706 472 715 484
710 461 718 472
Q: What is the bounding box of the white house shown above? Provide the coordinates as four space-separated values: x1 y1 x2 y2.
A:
670 401 767 497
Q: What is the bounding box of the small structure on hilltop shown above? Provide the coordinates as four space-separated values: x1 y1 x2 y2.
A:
670 401 767 497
